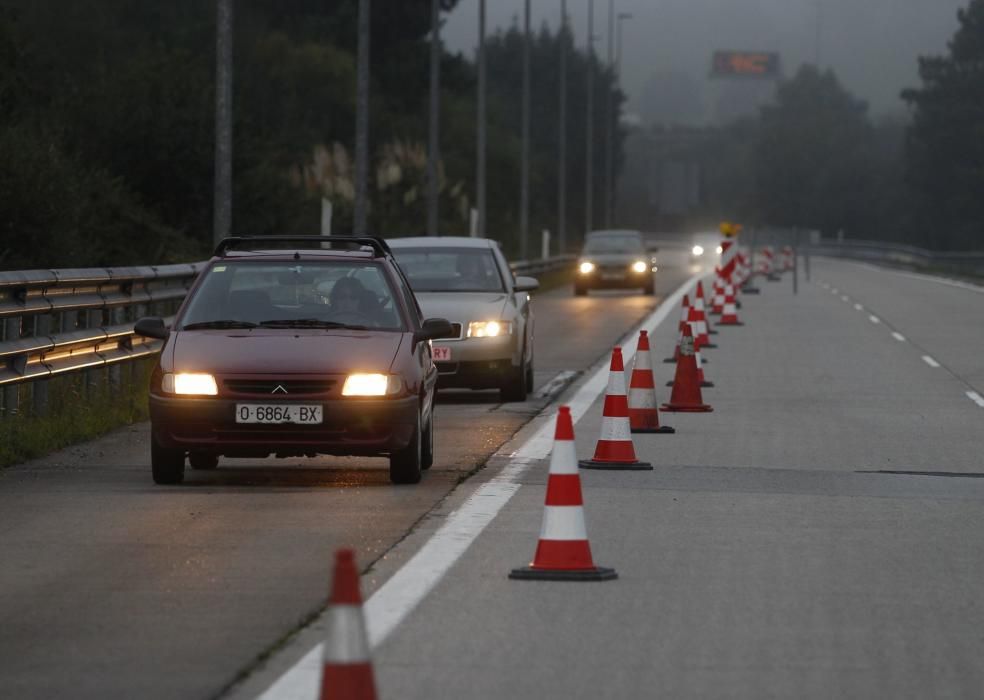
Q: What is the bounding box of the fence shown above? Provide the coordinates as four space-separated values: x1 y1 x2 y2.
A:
0 254 574 418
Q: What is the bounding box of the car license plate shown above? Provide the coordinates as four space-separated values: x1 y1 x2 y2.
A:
235 404 323 424
433 346 451 362
602 273 624 281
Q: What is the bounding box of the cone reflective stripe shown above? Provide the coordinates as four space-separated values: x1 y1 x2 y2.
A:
711 278 725 315
662 325 713 413
687 305 712 350
319 549 377 700
627 331 674 434
678 294 691 332
719 285 743 326
580 348 653 470
510 406 617 581
695 281 717 335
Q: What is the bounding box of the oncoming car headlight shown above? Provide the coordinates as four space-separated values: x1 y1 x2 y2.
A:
163 373 218 396
631 260 649 273
341 373 402 397
716 245 723 255
467 320 512 338
579 261 596 274
692 245 704 257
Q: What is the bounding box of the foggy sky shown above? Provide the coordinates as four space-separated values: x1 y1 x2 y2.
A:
444 0 968 124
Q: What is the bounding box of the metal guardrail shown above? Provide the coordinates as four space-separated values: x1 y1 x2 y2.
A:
809 239 984 277
0 254 574 418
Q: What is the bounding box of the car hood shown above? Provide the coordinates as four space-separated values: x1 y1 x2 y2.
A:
167 330 405 375
413 292 511 324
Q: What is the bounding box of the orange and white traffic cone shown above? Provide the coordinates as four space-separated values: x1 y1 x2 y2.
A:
662 325 713 413
579 348 653 470
687 305 715 350
719 285 743 326
711 277 725 315
628 331 674 434
664 294 691 363
510 406 618 581
668 323 713 388
318 549 377 700
695 281 717 335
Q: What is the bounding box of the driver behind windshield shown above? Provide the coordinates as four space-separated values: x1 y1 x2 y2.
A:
329 276 366 316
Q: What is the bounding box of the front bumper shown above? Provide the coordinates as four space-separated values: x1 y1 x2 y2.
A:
575 271 653 290
431 334 519 389
150 394 418 457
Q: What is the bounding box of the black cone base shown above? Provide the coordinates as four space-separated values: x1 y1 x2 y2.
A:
579 459 653 471
631 425 675 434
743 286 761 294
701 381 715 388
663 357 677 363
708 329 719 335
719 321 744 327
509 566 618 581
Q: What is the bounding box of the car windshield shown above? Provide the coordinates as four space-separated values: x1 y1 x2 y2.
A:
392 247 505 293
178 260 405 331
583 236 645 254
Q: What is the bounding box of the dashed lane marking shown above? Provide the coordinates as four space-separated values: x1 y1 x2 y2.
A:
922 355 941 368
968 391 984 408
255 275 702 700
869 315 880 324
841 295 850 302
892 332 906 342
854 303 864 311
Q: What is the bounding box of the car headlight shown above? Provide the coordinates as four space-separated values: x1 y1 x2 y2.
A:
631 260 648 273
163 372 218 396
342 373 402 396
467 320 512 338
579 261 596 274
692 245 704 257
716 245 723 255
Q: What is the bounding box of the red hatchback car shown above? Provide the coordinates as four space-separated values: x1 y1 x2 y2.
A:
134 236 453 485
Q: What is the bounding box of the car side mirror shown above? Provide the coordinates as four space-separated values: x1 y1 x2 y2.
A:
414 317 454 344
134 317 169 340
514 276 539 293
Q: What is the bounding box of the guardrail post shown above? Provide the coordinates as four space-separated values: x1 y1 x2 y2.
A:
2 317 21 417
85 309 102 398
32 314 52 415
109 307 125 391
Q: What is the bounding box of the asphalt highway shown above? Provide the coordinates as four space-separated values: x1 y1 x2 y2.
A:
0 265 691 700
235 258 984 699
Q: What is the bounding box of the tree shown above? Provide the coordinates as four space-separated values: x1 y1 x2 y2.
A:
902 0 984 250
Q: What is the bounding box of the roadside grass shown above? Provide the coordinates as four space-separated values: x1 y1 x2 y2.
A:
0 360 153 469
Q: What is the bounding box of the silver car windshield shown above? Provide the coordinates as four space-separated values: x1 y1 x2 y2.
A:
393 248 505 293
178 261 405 331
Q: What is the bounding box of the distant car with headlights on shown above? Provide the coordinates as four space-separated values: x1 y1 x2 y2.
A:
689 231 724 263
133 236 454 486
575 229 655 296
387 237 538 402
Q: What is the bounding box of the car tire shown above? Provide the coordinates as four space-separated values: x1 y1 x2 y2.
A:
151 435 185 485
390 411 423 484
574 286 588 297
643 280 655 295
421 410 434 471
525 358 534 393
500 358 528 402
189 452 219 470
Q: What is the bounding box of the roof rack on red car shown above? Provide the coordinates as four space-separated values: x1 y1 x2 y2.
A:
213 236 393 258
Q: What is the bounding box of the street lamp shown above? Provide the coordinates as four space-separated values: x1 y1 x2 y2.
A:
609 10 632 227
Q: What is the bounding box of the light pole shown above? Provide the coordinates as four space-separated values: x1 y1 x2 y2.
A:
610 10 631 227
520 0 531 258
557 0 568 253
353 0 370 236
585 0 595 238
427 0 441 236
603 0 614 229
476 0 486 238
213 0 233 245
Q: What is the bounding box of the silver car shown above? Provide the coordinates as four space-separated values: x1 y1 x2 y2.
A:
388 237 538 402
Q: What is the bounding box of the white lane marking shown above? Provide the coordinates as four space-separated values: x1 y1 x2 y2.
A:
841 295 850 302
854 303 864 311
831 288 839 294
922 355 941 368
869 315 880 324
256 275 700 700
892 332 906 342
535 370 578 399
968 391 984 408
843 261 984 296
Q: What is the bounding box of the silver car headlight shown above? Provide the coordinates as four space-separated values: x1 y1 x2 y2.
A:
467 320 513 338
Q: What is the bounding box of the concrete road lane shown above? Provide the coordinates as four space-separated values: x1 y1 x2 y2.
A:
364 263 984 699
0 266 691 700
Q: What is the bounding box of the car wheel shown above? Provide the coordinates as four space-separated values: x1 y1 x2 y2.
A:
151 434 185 485
574 286 588 297
500 358 528 402
189 452 219 470
525 358 534 393
643 280 655 295
390 411 423 484
421 410 434 471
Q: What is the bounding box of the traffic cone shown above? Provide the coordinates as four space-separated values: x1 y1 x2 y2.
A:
719 285 743 326
688 305 715 350
318 549 377 700
667 325 713 388
662 326 713 413
579 348 653 470
664 295 691 363
695 281 717 335
711 277 725 314
510 406 617 581
628 331 674 434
